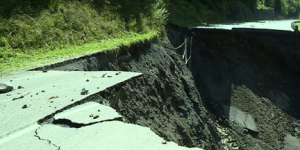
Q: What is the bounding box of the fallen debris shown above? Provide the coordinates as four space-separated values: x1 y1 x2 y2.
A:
48 96 59 100
81 88 88 95
12 92 30 101
22 105 28 109
101 73 107 78
93 114 99 119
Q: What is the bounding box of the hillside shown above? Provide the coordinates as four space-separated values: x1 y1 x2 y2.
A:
1 0 300 77
0 0 167 76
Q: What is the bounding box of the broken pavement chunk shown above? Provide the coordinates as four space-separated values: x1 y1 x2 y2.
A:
221 105 258 132
0 83 13 94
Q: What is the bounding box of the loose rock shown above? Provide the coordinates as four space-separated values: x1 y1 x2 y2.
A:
81 88 88 95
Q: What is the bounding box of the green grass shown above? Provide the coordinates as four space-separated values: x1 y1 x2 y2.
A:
295 22 300 32
0 0 167 77
0 31 158 77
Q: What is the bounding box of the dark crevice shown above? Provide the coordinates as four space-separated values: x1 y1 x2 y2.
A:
37 81 127 125
52 117 123 128
248 129 259 138
34 127 61 150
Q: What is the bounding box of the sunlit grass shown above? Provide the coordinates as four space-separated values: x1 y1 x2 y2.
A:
0 0 167 77
0 31 158 77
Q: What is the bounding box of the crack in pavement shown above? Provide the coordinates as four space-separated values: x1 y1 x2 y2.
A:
52 117 123 128
34 127 61 150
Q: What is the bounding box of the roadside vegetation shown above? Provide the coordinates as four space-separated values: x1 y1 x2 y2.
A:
1 0 300 76
258 0 300 16
0 0 167 76
166 0 300 27
165 0 256 27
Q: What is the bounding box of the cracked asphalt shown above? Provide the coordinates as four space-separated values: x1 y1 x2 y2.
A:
0 71 203 150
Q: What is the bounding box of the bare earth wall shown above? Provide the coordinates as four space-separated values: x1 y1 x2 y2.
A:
33 26 300 150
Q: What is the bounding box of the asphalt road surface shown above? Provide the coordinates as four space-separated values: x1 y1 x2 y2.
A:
196 19 299 31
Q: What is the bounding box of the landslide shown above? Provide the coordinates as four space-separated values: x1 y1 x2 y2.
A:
34 39 222 149
166 26 300 149
34 27 300 150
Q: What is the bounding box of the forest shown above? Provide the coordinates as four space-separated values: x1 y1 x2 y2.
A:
165 0 300 26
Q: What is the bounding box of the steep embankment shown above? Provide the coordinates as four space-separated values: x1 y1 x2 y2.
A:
32 26 300 150
33 39 221 149
167 26 300 149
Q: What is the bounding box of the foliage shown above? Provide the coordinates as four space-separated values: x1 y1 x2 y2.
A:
0 0 167 76
258 0 300 17
165 0 257 27
166 0 300 27
0 0 62 18
0 0 167 59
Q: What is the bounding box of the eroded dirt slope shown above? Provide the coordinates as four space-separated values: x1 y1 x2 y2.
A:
166 27 300 149
37 40 222 149
36 26 300 150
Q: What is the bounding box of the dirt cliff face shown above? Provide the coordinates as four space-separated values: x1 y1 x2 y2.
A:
166 26 300 149
36 26 300 149
38 40 222 149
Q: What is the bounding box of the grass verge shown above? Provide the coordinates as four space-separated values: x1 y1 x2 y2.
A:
0 31 158 77
0 0 167 77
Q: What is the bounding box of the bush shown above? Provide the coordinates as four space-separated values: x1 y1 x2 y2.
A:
0 0 61 18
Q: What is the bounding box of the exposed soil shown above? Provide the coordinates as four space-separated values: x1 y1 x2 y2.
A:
35 26 300 150
167 26 300 149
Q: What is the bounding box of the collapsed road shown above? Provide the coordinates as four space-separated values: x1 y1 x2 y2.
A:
1 20 300 149
0 71 202 150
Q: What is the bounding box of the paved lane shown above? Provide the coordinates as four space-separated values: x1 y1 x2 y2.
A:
196 20 300 31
